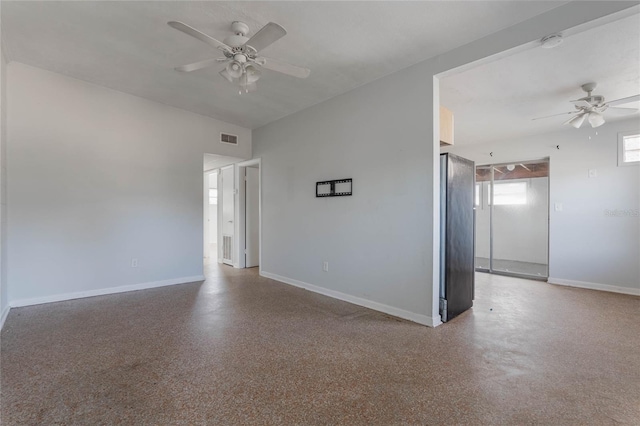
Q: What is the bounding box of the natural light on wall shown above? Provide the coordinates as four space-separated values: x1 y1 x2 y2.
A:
623 134 640 163
489 182 528 205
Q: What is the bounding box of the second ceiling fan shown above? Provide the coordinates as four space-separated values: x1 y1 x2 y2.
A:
534 83 639 129
168 20 310 93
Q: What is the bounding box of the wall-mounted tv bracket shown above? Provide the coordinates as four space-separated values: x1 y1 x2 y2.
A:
316 179 352 197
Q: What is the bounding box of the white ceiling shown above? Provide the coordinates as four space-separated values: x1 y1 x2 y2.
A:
1 1 569 129
440 12 640 146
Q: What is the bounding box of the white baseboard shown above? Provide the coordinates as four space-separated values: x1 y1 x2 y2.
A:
547 277 640 296
260 271 441 327
1 305 10 330
9 275 206 308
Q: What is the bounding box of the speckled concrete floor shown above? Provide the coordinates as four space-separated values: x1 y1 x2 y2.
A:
1 266 639 425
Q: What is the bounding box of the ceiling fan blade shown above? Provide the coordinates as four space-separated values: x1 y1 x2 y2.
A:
606 106 639 116
255 56 310 79
168 21 232 53
175 58 225 72
570 100 593 109
244 22 287 52
607 94 640 106
532 111 578 121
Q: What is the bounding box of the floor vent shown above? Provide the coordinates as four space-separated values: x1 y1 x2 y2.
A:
222 235 233 262
220 133 238 145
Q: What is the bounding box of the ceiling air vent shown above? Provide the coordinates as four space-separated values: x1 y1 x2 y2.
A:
220 133 238 145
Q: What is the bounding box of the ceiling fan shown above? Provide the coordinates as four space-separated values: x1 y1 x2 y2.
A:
533 83 640 128
168 20 310 94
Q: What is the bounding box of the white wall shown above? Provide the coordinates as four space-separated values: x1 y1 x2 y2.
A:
475 177 549 265
252 3 634 325
6 63 251 304
1 41 9 325
443 117 640 291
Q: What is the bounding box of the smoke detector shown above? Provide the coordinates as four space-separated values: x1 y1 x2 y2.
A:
540 34 563 49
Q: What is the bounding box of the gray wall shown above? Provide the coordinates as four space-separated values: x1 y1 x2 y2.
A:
254 62 435 322
444 117 640 290
6 63 251 304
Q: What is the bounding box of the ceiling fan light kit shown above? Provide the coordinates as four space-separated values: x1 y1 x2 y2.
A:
168 20 310 94
588 111 605 128
568 113 586 129
534 82 639 129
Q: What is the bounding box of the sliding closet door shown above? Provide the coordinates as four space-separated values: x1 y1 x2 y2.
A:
474 165 491 271
490 160 549 278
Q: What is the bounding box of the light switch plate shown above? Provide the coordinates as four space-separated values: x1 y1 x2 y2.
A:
555 203 563 212
588 169 598 178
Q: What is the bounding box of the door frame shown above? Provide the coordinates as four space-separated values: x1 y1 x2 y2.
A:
203 169 219 261
236 158 262 271
220 164 235 266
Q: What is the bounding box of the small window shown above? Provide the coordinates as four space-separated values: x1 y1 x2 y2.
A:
488 182 527 205
618 132 640 166
209 189 218 205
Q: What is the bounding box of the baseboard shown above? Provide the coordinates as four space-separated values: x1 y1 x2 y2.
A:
9 275 206 308
547 277 640 296
0 305 10 330
260 271 441 327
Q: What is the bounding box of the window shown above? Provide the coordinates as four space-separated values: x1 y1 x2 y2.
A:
209 189 218 205
618 132 640 166
488 182 527 205
475 184 480 207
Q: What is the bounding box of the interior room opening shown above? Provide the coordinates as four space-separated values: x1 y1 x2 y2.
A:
205 170 219 263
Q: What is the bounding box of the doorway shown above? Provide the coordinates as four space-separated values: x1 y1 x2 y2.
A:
220 165 235 266
237 159 261 270
475 159 549 279
204 170 219 261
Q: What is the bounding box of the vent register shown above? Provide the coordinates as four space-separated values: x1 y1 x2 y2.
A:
220 133 238 145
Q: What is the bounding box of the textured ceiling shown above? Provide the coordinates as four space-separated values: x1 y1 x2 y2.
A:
1 1 569 129
440 12 640 146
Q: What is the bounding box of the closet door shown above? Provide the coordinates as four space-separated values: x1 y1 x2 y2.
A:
474 165 492 272
491 161 549 278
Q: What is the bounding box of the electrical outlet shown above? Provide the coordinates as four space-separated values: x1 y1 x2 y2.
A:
131 258 138 268
323 261 329 272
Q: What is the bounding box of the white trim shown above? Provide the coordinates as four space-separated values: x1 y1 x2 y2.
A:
1 306 10 330
9 275 206 308
261 271 442 327
431 76 442 325
220 164 235 266
617 131 640 167
548 277 640 296
236 158 262 272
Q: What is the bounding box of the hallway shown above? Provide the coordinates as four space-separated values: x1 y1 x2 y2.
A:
1 265 639 424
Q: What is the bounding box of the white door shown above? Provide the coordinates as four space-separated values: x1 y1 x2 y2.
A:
245 167 259 268
221 166 235 265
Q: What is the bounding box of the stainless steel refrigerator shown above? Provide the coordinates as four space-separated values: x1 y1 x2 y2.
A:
439 153 475 322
